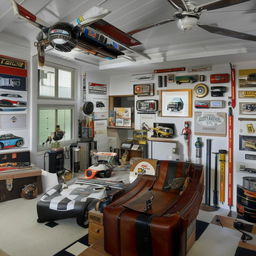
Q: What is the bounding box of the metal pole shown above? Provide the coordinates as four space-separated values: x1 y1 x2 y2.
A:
205 139 212 206
212 152 219 209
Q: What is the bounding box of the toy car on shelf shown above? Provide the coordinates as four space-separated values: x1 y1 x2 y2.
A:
176 75 198 84
167 97 184 111
0 93 26 107
0 134 24 150
244 141 256 150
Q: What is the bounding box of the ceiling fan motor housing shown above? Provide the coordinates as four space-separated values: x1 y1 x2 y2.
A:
48 22 81 52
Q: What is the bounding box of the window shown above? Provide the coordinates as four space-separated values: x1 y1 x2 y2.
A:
37 62 76 150
38 64 74 99
38 107 73 147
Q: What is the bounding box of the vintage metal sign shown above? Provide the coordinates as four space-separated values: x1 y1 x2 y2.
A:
194 112 227 136
154 67 185 73
239 91 256 98
88 82 107 95
0 55 27 77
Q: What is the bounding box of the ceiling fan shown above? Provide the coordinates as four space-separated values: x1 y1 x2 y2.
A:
9 0 150 66
129 0 256 42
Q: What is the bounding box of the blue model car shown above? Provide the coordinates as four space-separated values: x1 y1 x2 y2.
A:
0 134 24 150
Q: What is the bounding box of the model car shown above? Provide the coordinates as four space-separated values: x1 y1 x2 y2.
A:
0 134 24 150
176 75 198 84
37 179 125 227
153 126 173 137
0 93 26 107
244 141 256 150
167 97 184 111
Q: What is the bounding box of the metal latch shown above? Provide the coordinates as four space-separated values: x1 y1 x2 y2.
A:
6 178 13 191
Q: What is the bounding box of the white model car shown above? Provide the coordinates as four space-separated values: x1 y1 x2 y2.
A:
0 93 26 107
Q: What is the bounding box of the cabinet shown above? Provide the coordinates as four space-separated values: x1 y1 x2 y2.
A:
108 95 134 129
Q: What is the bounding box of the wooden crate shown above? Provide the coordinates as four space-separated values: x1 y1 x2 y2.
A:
88 210 104 246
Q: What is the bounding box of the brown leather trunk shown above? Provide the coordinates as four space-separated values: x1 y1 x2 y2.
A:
104 161 203 256
0 168 42 202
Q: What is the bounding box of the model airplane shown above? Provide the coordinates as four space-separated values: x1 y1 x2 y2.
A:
9 0 149 66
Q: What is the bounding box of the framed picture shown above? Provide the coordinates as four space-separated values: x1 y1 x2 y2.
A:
239 91 256 98
133 83 154 96
239 69 256 88
194 112 227 136
161 89 192 117
239 102 256 115
239 135 256 152
114 107 131 127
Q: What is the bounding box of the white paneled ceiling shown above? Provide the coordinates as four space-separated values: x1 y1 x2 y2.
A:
0 0 256 70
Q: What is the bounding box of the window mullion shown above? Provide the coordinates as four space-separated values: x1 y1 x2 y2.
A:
55 67 58 98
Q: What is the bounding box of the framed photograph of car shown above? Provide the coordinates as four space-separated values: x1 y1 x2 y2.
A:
239 102 256 115
161 89 192 117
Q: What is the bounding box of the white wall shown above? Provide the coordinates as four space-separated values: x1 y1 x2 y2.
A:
0 34 31 153
83 70 110 152
109 61 256 210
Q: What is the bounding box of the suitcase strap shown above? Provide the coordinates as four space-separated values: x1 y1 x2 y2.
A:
136 213 152 256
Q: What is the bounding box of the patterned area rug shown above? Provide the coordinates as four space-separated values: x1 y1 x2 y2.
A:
54 215 256 256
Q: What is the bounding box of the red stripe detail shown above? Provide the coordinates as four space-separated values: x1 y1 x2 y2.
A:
154 67 186 73
228 113 233 207
210 74 230 83
17 3 36 22
90 20 141 47
89 83 106 86
0 66 27 77
230 66 236 109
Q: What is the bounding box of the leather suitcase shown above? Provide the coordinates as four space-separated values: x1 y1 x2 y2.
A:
0 168 42 202
104 161 203 256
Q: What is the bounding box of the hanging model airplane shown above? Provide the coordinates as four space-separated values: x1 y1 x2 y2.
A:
128 0 256 42
9 0 150 66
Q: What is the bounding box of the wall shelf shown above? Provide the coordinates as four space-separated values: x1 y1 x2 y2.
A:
107 126 134 130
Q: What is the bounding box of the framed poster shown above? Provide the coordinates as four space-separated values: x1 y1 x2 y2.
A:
0 113 26 129
161 89 192 117
133 83 154 96
114 107 131 127
239 69 256 88
88 82 107 95
0 89 27 112
194 112 227 136
239 91 256 98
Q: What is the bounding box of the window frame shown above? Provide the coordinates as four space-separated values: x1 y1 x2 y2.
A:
38 62 75 100
37 105 74 151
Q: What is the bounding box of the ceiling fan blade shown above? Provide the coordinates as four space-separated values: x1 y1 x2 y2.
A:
196 0 250 11
198 24 256 41
9 0 50 29
167 0 189 11
128 18 176 35
72 6 111 27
